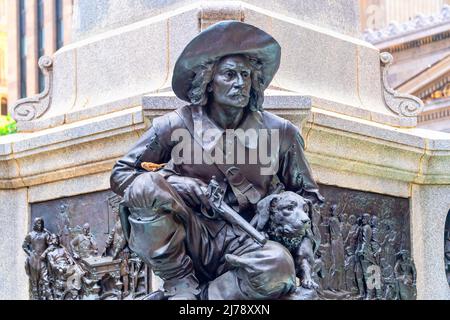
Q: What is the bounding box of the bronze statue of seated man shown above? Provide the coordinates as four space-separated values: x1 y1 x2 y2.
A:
110 21 323 300
41 234 88 299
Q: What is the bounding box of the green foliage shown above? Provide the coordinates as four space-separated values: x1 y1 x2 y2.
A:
0 115 17 136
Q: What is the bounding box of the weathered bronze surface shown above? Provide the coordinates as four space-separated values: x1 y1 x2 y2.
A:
108 20 419 300
41 234 89 300
315 184 415 300
30 190 115 252
26 184 417 300
110 21 323 300
24 20 419 300
29 192 151 300
23 218 53 300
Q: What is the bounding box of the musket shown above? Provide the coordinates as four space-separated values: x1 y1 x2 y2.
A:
201 176 267 246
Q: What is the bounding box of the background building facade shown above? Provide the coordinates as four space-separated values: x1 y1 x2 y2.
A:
3 0 448 126
6 0 73 114
0 0 7 115
362 2 450 132
360 0 450 30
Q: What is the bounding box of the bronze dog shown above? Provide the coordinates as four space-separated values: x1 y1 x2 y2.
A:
256 191 318 290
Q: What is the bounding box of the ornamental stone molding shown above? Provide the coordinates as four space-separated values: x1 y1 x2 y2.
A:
11 56 54 122
363 5 450 45
380 52 424 117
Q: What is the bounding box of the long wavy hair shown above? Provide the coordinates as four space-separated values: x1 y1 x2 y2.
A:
187 55 265 112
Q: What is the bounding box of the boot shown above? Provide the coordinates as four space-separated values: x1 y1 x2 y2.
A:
205 270 249 300
163 273 200 300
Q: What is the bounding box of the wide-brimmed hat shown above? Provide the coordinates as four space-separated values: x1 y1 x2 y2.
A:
172 20 281 103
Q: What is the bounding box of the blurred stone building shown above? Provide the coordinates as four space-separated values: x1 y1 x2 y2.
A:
0 0 7 115
6 0 73 111
362 1 450 132
360 0 450 30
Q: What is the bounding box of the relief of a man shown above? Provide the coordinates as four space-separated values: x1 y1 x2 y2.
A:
41 234 86 299
70 223 98 260
111 21 323 300
22 217 53 300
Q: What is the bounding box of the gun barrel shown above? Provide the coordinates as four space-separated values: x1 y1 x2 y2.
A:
204 177 266 246
219 204 267 246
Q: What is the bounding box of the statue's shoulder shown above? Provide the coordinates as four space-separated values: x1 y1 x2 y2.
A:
152 105 190 134
261 111 298 132
261 110 305 150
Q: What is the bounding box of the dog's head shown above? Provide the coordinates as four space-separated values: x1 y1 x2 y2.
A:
256 191 312 239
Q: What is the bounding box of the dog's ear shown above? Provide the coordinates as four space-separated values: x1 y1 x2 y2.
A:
304 198 314 220
256 194 279 231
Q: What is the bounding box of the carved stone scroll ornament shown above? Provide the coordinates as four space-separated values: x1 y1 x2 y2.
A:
380 52 424 117
12 56 53 121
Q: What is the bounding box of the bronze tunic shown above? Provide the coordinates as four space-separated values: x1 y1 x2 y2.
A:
111 105 322 206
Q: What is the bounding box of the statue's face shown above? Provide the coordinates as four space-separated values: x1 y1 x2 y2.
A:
83 224 90 235
50 234 60 246
210 55 252 109
348 215 356 224
33 218 43 231
362 214 370 224
371 216 378 226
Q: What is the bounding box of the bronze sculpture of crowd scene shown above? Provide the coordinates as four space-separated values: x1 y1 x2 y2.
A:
313 206 416 300
22 214 149 300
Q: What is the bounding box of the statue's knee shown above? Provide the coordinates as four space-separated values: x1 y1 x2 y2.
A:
125 172 174 210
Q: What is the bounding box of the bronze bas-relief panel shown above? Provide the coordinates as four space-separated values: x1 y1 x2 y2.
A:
26 185 416 300
28 190 151 300
318 183 410 250
30 190 116 252
315 184 414 299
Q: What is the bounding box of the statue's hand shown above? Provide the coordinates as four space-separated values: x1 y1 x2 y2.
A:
167 175 210 209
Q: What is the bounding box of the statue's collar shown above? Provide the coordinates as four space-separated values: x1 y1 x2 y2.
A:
190 105 265 151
